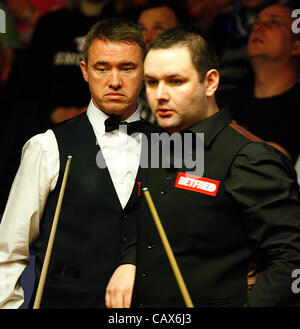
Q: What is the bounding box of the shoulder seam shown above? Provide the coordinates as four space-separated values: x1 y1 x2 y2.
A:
229 120 264 143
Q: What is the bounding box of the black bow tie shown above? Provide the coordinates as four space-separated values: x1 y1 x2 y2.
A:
104 115 144 135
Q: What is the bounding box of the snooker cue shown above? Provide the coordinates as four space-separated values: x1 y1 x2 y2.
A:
33 156 72 309
142 188 194 308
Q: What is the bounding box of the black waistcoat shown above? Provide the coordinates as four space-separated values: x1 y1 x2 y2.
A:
31 113 141 308
133 111 257 307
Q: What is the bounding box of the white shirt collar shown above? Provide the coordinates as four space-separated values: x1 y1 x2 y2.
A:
86 99 141 137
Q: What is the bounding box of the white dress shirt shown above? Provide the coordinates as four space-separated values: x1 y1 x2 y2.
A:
0 100 142 309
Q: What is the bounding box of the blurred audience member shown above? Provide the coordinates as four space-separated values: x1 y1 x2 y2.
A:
208 0 280 105
187 0 235 29
229 4 300 164
137 1 187 47
136 1 187 122
0 1 21 88
121 0 187 23
5 0 66 46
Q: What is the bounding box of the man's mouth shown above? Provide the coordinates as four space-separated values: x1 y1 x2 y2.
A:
157 108 173 117
251 35 265 44
106 92 124 100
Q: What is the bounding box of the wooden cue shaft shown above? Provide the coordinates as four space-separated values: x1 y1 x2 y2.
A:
33 156 72 309
142 188 194 308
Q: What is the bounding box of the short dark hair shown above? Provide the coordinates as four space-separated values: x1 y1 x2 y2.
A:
83 18 146 62
139 0 188 25
146 25 220 82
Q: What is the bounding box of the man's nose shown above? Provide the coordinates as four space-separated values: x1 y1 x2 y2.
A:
109 69 122 89
252 20 265 33
155 82 169 102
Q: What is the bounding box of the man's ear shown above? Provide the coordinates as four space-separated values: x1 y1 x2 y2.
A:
204 69 219 97
80 61 88 82
291 39 300 56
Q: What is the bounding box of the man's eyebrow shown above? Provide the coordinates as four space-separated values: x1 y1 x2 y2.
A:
93 61 138 67
120 62 137 66
153 20 166 24
144 74 185 79
166 74 186 78
144 74 155 79
264 14 288 21
93 61 109 66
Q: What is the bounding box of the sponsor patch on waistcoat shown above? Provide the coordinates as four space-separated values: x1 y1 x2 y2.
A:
175 172 220 196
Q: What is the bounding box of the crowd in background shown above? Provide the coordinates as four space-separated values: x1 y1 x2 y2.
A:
0 0 299 214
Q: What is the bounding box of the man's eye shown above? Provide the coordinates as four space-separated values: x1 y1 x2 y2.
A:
169 79 183 85
145 79 158 86
122 67 133 72
269 19 280 27
155 25 164 32
97 67 107 72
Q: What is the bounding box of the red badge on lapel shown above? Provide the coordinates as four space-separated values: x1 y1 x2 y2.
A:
175 172 220 197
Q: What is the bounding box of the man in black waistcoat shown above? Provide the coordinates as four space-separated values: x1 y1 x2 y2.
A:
126 26 300 307
0 18 159 308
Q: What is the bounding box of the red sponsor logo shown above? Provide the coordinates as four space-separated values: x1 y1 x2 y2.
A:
175 172 220 196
